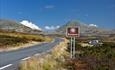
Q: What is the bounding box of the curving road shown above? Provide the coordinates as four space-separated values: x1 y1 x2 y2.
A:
0 38 63 70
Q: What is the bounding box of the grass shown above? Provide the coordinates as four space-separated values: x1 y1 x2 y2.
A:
19 36 115 70
19 37 115 70
19 38 69 70
0 31 52 48
0 34 28 48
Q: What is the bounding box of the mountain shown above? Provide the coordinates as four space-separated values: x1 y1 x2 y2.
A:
0 19 42 34
56 20 115 36
20 20 42 31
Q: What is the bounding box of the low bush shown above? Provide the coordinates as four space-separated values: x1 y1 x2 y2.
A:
67 40 115 70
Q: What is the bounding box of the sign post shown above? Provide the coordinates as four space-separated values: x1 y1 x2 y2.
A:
66 27 79 58
73 37 76 58
70 37 73 58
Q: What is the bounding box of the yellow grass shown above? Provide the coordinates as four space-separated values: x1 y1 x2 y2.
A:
19 38 69 70
0 32 52 48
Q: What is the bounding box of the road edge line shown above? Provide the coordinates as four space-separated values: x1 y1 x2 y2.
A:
21 57 31 61
0 64 12 70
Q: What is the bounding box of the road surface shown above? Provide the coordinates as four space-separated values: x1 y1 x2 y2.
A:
0 38 63 70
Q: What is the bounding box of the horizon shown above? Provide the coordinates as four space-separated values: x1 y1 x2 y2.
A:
0 0 115 30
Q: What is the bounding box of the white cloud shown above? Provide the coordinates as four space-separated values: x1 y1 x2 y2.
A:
89 24 98 27
45 5 55 9
56 26 60 28
45 26 60 30
20 20 42 30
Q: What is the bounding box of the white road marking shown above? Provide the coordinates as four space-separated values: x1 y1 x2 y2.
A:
34 54 40 56
0 64 12 70
22 57 31 61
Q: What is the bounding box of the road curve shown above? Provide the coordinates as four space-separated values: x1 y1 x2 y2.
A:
0 37 63 70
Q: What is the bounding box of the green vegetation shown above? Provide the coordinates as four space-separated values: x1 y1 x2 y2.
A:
0 32 52 48
0 34 28 48
67 40 115 70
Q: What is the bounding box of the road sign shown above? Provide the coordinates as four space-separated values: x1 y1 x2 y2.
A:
66 27 80 37
66 26 80 58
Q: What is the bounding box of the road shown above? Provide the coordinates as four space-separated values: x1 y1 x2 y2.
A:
0 38 63 70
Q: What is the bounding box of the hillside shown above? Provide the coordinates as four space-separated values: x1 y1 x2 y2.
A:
56 20 115 36
0 30 52 49
0 19 41 34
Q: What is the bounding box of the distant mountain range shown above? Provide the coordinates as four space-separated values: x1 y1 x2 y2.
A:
56 20 115 36
0 19 41 34
0 19 114 36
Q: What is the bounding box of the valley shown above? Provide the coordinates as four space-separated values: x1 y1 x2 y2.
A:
0 19 115 70
1 0 115 70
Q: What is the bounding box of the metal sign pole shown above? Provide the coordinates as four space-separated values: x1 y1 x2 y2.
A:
73 37 76 58
70 37 76 59
70 37 73 58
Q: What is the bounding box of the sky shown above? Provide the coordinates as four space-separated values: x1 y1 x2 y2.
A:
0 0 115 30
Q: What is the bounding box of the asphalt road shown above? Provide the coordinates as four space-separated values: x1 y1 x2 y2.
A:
0 37 63 70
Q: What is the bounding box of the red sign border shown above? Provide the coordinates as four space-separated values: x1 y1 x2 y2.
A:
66 26 80 37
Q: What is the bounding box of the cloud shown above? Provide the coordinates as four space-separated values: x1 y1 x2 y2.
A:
89 24 98 27
45 26 60 30
45 5 55 9
20 20 42 30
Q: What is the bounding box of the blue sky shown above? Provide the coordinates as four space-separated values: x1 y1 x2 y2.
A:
0 0 115 30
